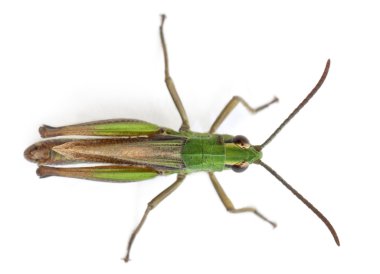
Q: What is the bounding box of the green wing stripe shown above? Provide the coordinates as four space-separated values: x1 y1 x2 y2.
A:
40 119 164 137
92 119 161 136
37 165 158 182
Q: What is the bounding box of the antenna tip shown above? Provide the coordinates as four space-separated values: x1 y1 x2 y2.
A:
335 236 340 246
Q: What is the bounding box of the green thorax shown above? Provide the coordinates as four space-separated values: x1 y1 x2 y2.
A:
181 132 262 173
181 133 225 172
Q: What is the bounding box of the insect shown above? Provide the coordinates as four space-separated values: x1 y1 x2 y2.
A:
24 15 340 262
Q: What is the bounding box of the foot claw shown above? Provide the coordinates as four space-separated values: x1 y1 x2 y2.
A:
160 14 166 25
122 255 130 263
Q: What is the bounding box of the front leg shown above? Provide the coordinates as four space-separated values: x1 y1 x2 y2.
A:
209 96 278 134
208 172 276 227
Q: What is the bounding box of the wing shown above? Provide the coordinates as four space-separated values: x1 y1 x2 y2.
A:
36 165 162 183
39 119 178 137
52 136 186 170
25 135 187 171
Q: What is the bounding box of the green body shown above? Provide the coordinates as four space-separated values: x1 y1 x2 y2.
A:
24 15 340 262
25 119 262 182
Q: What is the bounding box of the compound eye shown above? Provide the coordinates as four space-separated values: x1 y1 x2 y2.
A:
232 135 250 149
231 161 249 173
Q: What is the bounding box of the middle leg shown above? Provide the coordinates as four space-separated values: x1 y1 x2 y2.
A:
123 173 186 262
160 15 190 131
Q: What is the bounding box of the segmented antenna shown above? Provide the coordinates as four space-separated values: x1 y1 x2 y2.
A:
258 160 340 246
259 59 330 150
254 60 339 246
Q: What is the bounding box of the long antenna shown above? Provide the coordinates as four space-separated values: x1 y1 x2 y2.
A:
257 160 340 246
259 59 330 149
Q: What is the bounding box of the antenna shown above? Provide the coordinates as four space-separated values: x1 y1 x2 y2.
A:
258 59 330 150
257 160 340 246
254 60 339 246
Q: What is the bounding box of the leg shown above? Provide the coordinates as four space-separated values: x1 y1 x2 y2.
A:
209 96 278 133
123 173 186 262
208 172 276 227
160 15 190 131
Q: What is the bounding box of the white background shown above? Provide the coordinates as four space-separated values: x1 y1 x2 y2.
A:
1 1 379 273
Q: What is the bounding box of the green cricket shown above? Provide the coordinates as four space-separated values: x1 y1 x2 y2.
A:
24 15 340 262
